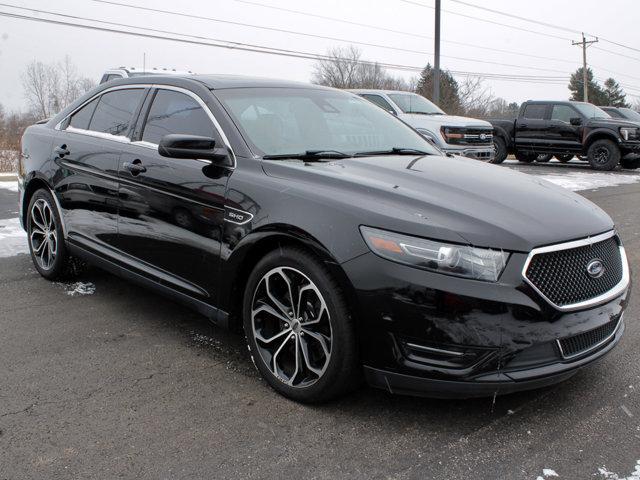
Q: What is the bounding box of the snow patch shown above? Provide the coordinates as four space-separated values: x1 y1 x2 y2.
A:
0 217 28 257
64 282 96 296
597 460 640 479
0 180 18 192
543 469 558 477
533 171 640 192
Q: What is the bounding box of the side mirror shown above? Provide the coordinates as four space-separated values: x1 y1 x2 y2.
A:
158 134 231 165
570 117 582 126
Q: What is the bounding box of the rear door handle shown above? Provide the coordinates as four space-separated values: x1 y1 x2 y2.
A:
54 144 70 158
123 159 147 176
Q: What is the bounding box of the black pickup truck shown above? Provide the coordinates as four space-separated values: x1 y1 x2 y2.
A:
490 100 640 170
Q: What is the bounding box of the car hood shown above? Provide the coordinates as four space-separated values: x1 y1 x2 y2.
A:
400 114 493 129
586 117 640 129
262 155 613 252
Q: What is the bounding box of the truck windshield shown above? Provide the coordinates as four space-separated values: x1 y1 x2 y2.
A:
572 103 611 119
387 93 445 115
215 88 440 157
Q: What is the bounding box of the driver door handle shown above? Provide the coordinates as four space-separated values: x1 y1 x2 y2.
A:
123 159 147 175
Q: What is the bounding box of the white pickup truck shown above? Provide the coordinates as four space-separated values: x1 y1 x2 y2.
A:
350 89 495 162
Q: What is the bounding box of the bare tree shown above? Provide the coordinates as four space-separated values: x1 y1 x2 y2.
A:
312 45 410 90
457 76 495 117
22 56 95 119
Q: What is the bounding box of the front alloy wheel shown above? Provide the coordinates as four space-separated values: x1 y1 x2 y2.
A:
251 266 332 387
243 247 359 402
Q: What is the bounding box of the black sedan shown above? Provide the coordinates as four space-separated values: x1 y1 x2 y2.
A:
18 75 630 402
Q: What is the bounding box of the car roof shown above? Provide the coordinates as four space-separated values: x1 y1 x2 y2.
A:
104 73 336 90
348 89 413 95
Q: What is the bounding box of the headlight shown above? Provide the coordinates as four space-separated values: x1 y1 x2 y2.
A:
360 226 509 282
620 127 638 141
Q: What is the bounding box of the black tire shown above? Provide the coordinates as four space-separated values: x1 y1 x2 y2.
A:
555 154 574 163
242 246 360 403
620 157 640 170
515 151 537 163
536 154 553 162
27 189 83 280
587 139 620 171
491 137 508 164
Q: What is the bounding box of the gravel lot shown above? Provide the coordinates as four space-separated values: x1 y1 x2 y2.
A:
1 162 639 480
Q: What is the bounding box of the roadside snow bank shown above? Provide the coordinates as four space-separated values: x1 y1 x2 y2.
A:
0 180 18 192
0 217 28 257
536 171 640 191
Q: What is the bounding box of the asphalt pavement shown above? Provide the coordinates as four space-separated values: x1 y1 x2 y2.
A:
1 163 639 480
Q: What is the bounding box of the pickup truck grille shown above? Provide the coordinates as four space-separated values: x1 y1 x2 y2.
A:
524 234 624 309
441 127 493 145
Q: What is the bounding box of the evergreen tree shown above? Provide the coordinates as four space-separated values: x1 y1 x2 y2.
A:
568 67 607 105
602 78 629 107
415 64 463 114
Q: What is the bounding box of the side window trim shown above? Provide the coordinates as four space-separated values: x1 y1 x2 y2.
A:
55 84 152 132
131 85 236 168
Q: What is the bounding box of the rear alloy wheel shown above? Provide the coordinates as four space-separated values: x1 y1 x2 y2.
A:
243 247 359 403
27 189 81 280
555 153 574 163
536 154 553 162
515 151 537 163
587 139 620 171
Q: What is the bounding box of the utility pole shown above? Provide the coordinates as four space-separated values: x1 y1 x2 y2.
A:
572 33 598 102
433 0 441 104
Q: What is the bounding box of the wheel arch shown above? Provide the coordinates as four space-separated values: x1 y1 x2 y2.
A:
584 130 620 151
21 174 55 231
221 225 359 333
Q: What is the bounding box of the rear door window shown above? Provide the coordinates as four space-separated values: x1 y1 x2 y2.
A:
69 97 99 130
522 104 548 120
88 89 145 137
141 89 216 145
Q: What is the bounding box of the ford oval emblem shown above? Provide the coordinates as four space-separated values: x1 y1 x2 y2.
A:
587 259 605 278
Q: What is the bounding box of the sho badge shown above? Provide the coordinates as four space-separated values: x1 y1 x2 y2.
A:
586 259 605 279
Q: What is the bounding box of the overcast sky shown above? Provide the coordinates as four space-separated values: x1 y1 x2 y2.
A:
1 0 640 112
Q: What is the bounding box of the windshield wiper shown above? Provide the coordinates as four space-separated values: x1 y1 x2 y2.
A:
262 150 351 160
354 147 433 157
406 111 443 115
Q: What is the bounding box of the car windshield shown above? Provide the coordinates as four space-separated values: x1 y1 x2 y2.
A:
620 108 640 122
387 93 444 115
572 103 611 119
215 87 440 157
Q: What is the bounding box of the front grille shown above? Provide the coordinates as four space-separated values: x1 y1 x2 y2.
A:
558 318 620 359
525 235 623 307
442 127 493 145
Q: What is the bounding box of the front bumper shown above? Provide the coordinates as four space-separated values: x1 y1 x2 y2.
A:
341 251 630 398
442 146 495 161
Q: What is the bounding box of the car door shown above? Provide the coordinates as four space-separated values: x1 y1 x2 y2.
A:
116 86 231 302
548 104 583 152
515 103 551 150
53 87 147 251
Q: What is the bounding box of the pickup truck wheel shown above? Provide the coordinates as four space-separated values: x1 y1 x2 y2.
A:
587 139 620 171
555 154 574 163
536 154 553 162
620 157 640 170
492 137 508 163
515 151 536 163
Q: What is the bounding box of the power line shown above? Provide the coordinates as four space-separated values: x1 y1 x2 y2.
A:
234 0 580 65
0 7 569 83
85 0 572 75
447 0 640 55
397 0 573 41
